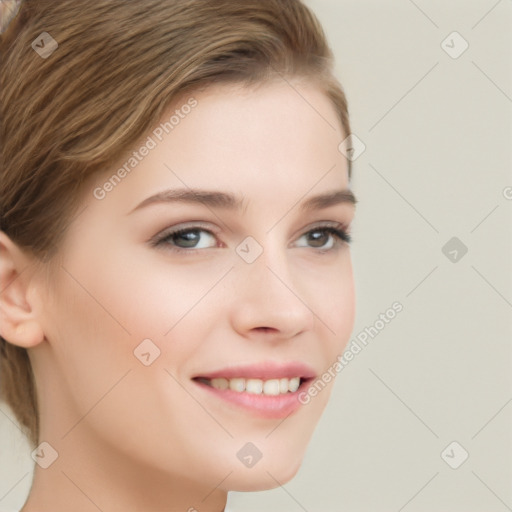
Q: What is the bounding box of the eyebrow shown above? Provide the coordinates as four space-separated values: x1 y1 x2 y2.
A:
128 187 356 214
300 189 357 211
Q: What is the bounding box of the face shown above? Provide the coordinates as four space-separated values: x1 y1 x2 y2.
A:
34 80 355 493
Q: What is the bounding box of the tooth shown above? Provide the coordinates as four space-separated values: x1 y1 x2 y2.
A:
279 378 289 394
246 379 263 394
207 376 302 394
211 378 229 390
229 378 245 392
263 379 280 396
288 377 300 392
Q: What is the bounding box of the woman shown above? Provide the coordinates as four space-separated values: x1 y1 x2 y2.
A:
0 1 356 510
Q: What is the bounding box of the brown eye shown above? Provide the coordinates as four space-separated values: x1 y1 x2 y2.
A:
306 230 331 248
295 226 351 251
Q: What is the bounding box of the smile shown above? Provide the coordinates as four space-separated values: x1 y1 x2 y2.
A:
192 362 316 418
196 376 302 395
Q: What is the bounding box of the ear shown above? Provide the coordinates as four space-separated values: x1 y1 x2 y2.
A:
0 231 45 348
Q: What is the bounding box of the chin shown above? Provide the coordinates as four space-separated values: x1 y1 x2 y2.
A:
223 433 309 492
215 402 325 492
227 456 304 492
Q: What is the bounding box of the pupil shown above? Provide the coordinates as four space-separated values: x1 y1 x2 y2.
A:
175 230 200 247
308 230 328 247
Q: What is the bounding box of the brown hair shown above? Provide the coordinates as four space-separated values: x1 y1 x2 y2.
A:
0 0 351 447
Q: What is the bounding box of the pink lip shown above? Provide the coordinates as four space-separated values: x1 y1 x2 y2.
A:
193 361 316 380
191 361 316 419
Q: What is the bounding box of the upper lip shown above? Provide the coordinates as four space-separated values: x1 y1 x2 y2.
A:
193 361 316 381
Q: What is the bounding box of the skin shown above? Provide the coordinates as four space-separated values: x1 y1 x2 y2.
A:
0 79 356 512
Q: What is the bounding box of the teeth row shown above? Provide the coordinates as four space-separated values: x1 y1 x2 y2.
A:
209 377 301 395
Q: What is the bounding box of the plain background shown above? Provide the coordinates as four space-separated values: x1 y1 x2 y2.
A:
1 1 511 511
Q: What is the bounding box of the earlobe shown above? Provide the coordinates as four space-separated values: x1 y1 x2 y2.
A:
0 231 45 348
1 320 44 348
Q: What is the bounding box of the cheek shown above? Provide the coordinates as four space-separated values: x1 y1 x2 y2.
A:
96 248 232 337
310 253 355 351
47 273 134 385
48 238 235 388
45 266 232 476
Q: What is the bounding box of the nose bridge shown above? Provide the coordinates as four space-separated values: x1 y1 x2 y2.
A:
239 232 294 296
229 237 315 337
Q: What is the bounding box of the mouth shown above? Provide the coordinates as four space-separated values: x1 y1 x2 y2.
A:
191 362 316 419
194 376 306 395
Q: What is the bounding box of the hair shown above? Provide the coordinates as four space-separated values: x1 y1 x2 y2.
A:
0 0 352 447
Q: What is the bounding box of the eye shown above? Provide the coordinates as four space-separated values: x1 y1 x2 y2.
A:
152 226 218 251
295 225 351 251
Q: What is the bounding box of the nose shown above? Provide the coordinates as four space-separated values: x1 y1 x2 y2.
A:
229 245 315 341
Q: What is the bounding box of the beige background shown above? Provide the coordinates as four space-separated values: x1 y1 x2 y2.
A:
1 1 511 511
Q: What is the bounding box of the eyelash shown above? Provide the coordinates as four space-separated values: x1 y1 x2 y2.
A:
150 223 351 254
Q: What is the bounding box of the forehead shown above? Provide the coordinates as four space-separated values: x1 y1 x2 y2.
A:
90 80 350 213
166 80 346 170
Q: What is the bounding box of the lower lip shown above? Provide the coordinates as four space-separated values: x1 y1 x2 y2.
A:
192 379 311 419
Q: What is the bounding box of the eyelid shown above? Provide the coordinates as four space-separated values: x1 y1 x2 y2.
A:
291 220 350 240
150 219 351 252
149 221 220 247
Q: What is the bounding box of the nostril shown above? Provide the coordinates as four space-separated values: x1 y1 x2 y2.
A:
254 326 278 333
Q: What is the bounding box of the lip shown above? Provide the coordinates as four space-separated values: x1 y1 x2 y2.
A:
191 361 316 419
192 361 316 381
